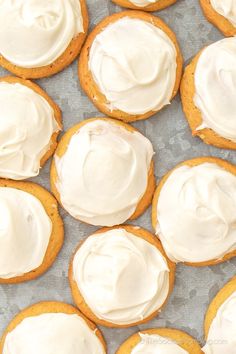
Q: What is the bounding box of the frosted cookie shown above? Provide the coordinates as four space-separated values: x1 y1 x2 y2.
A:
112 0 177 12
69 225 175 327
181 37 236 149
0 0 89 79
0 301 106 354
0 76 61 180
152 157 236 266
78 11 183 122
202 276 236 353
116 328 202 353
200 0 236 36
51 118 155 227
0 179 64 284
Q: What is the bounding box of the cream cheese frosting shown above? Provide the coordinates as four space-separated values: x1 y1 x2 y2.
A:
155 163 236 263
128 0 160 8
0 82 59 180
89 17 177 115
194 37 236 142
202 291 236 354
0 187 52 279
131 333 188 354
0 0 84 68
2 313 105 354
210 0 236 27
55 119 153 226
73 228 170 325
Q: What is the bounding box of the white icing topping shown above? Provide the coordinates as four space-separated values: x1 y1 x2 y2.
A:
155 163 236 263
89 17 177 115
0 82 59 180
0 0 84 68
2 313 105 354
194 37 236 142
210 0 236 27
129 0 159 8
131 333 188 354
0 187 52 279
55 119 153 226
73 228 170 325
202 291 236 354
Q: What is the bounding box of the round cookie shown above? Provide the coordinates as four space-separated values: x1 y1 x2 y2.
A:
0 301 106 354
0 76 62 179
69 225 175 328
111 0 177 12
152 156 236 267
199 0 236 37
0 179 64 284
203 276 236 353
0 0 89 79
116 328 202 353
78 11 183 122
50 117 155 226
180 39 236 150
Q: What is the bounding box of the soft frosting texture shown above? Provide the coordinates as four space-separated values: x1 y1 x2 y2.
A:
55 120 153 226
0 187 52 279
73 228 170 325
0 82 59 180
2 313 105 354
0 0 84 68
202 291 236 354
131 333 188 354
210 0 236 27
89 17 177 115
194 37 236 142
155 163 236 263
128 0 160 8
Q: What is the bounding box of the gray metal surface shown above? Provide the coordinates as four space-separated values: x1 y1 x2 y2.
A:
0 0 235 352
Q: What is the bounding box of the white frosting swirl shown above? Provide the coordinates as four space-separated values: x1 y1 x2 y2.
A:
0 0 84 68
0 82 59 180
2 313 105 354
0 187 52 279
89 17 177 115
55 119 153 226
131 333 188 354
210 0 236 27
73 228 170 325
202 291 236 354
155 163 236 263
194 37 236 142
128 0 160 8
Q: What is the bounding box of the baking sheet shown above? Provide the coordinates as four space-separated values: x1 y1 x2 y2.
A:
0 0 236 352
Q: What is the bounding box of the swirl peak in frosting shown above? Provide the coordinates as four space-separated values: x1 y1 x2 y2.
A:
194 37 236 142
0 187 52 279
155 162 236 263
0 0 84 68
89 17 177 115
2 313 105 354
72 228 170 325
0 81 59 180
54 119 153 226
